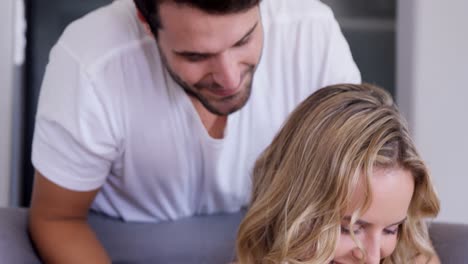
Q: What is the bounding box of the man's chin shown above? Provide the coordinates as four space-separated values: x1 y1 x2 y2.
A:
205 101 246 116
201 87 251 115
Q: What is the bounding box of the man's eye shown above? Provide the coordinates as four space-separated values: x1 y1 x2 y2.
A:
234 36 251 47
185 54 208 62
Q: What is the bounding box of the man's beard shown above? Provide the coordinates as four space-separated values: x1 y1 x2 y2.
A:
160 54 255 116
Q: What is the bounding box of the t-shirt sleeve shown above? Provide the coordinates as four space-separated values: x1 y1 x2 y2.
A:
318 13 362 85
32 41 122 191
292 7 362 96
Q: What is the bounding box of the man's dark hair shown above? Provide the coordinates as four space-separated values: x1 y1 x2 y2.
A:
134 0 261 38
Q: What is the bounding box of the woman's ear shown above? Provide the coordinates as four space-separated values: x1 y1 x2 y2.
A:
136 9 153 36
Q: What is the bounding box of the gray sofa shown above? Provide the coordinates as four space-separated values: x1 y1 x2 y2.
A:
1 207 467 263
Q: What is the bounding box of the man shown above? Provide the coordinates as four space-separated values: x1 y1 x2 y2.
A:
29 0 360 262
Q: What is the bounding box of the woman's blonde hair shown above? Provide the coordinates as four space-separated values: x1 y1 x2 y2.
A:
236 83 440 264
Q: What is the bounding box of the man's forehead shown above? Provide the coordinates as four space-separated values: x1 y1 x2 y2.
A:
157 2 260 30
157 2 260 52
157 0 260 16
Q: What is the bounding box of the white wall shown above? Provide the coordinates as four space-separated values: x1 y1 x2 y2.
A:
397 0 468 224
0 0 15 206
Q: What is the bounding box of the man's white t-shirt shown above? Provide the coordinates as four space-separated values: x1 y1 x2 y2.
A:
32 0 360 222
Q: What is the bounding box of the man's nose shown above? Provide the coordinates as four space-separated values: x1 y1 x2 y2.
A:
211 51 241 90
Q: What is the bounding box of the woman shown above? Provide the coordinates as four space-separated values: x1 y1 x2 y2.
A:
236 84 440 263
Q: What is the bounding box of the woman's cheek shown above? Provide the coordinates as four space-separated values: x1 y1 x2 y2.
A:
333 235 357 258
381 236 399 259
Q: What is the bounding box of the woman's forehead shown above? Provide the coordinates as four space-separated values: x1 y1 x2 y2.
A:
344 168 414 226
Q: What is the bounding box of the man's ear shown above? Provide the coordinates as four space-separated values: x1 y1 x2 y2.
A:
136 9 153 36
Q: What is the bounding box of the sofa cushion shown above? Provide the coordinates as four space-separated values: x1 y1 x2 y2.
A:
430 222 468 263
1 207 467 263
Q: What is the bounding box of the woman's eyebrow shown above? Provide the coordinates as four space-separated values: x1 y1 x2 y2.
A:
386 217 407 227
342 217 371 227
342 216 407 227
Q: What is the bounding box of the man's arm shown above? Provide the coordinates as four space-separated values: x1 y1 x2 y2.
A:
28 171 110 264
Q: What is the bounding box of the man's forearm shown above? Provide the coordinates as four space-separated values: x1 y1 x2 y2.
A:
29 218 110 264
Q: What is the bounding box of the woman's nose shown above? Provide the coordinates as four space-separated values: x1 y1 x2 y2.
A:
351 236 382 264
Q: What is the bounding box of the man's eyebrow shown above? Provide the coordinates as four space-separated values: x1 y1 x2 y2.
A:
173 21 259 58
233 21 258 46
342 216 408 227
174 50 214 58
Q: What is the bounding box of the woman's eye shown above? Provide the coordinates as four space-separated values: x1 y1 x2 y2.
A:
383 226 400 235
341 225 363 235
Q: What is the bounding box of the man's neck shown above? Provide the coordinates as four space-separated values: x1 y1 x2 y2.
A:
190 97 227 139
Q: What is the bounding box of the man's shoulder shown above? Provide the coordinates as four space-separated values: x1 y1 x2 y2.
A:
261 0 334 24
56 0 151 71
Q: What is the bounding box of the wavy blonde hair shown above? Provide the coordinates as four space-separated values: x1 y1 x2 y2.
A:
236 83 440 264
